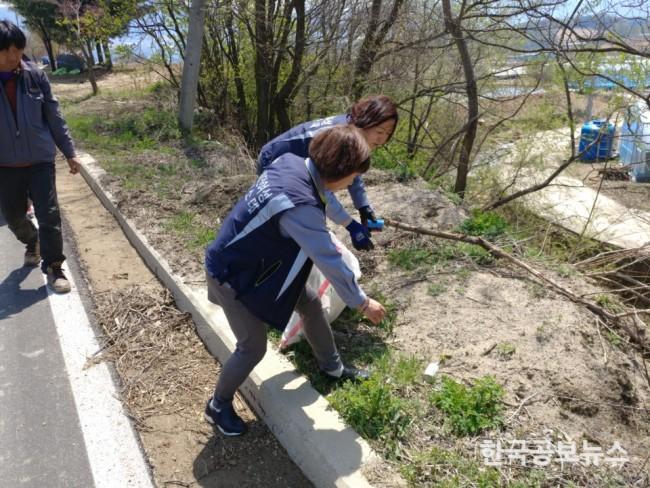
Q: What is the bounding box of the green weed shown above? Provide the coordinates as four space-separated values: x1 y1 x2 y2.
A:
495 342 516 360
459 210 508 239
401 447 500 488
388 242 492 271
328 354 419 441
455 242 493 265
430 376 504 436
595 294 624 313
329 374 412 440
388 246 441 271
165 212 216 251
606 331 623 347
105 108 181 144
427 282 447 297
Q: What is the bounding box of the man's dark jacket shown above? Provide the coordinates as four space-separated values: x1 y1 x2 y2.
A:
0 60 75 166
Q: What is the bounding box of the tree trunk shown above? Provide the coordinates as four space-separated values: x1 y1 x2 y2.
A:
38 21 57 71
254 0 274 146
273 0 305 132
351 0 405 99
442 0 478 200
95 41 104 64
224 12 251 142
85 39 95 65
80 42 98 95
178 0 207 132
102 40 113 70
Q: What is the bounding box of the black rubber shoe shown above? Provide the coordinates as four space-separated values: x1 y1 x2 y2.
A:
324 365 370 382
204 399 246 436
340 366 370 382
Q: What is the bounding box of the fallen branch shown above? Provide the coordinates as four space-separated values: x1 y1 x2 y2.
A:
384 218 648 350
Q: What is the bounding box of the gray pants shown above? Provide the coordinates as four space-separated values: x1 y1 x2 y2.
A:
207 273 342 406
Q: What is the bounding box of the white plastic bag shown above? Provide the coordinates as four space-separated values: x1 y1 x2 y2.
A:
280 232 362 349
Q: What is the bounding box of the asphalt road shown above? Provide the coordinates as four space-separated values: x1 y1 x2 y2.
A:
0 212 153 488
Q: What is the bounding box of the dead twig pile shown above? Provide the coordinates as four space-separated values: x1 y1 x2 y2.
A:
89 287 218 430
575 245 650 308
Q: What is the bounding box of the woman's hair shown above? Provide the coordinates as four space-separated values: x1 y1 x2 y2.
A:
309 125 371 180
0 21 26 52
349 95 398 139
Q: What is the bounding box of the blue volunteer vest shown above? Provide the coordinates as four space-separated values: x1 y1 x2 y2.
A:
257 114 349 174
205 154 326 329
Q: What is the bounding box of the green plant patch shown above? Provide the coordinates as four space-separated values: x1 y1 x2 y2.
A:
389 242 493 271
430 375 504 436
400 447 501 488
595 294 624 313
455 242 494 265
459 210 508 239
388 246 442 271
427 282 447 297
329 369 414 441
495 342 516 360
164 212 217 251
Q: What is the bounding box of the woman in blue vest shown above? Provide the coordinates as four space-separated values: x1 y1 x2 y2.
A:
204 125 386 436
257 95 398 252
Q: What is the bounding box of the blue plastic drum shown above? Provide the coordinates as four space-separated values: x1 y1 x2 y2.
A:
578 120 615 161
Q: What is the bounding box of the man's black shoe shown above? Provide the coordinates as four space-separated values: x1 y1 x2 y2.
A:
204 399 246 436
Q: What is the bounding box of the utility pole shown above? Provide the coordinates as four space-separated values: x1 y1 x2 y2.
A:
178 0 207 132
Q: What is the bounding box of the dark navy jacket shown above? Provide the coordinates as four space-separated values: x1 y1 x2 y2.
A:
257 115 348 172
257 115 370 224
205 154 326 329
0 60 76 166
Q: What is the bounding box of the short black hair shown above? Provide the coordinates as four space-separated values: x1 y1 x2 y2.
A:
0 20 27 51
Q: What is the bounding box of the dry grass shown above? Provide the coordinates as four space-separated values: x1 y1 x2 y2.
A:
88 287 219 431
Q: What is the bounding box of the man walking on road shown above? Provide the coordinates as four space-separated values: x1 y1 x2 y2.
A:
0 20 81 293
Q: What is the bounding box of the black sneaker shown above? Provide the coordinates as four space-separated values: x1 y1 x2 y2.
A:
46 262 71 294
24 239 40 267
204 399 246 436
324 365 370 382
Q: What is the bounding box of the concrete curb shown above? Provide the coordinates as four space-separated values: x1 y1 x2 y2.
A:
76 153 379 488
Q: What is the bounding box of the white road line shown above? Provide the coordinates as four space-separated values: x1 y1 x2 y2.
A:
44 270 154 488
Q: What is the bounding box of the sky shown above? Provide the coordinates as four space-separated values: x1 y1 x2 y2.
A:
0 3 22 26
0 3 156 59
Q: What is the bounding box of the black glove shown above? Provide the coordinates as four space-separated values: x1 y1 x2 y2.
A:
359 205 379 230
346 219 374 251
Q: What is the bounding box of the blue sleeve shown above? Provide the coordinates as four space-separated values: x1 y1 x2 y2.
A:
38 71 76 159
325 190 352 226
278 206 366 308
347 176 370 210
